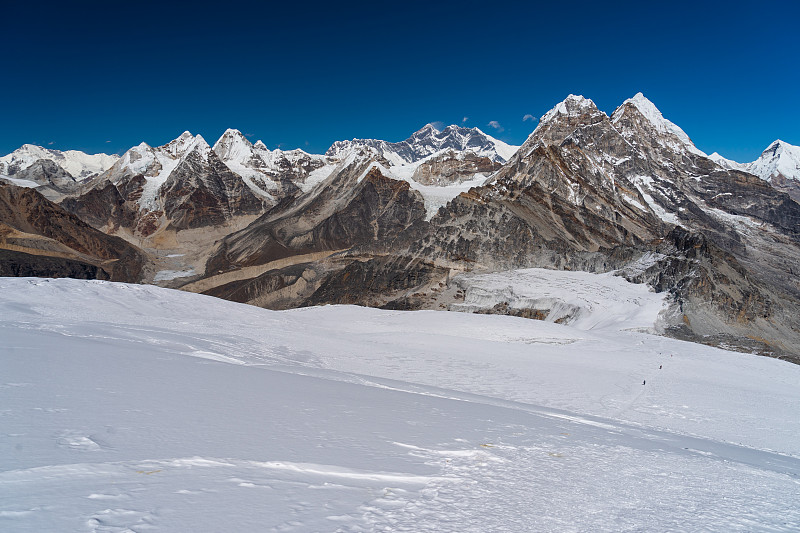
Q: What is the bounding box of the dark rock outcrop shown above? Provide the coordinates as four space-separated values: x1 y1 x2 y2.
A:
0 182 147 282
205 155 428 275
0 249 109 279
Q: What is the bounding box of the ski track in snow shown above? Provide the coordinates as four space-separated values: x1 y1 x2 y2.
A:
1 276 799 532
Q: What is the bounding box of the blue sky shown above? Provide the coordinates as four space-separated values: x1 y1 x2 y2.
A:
1 0 797 162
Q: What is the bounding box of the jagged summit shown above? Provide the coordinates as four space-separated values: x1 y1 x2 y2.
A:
753 139 800 181
213 128 254 163
326 123 519 164
162 131 199 158
611 93 705 156
539 94 601 123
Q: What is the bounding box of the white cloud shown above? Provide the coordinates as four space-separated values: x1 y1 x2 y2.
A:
488 120 504 132
462 116 468 124
523 114 537 122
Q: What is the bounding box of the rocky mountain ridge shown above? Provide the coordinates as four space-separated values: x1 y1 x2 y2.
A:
196 93 800 359
1 95 799 359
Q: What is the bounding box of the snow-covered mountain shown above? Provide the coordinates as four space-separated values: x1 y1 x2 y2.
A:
611 92 706 157
64 131 268 239
322 124 519 218
710 139 800 202
159 92 800 357
0 144 117 180
2 276 798 531
212 128 331 199
747 140 800 182
327 123 519 165
707 151 749 171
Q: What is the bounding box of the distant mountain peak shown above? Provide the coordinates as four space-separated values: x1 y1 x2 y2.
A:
0 143 117 181
748 139 800 186
326 124 519 164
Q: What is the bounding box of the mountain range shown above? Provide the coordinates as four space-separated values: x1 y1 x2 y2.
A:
1 93 799 359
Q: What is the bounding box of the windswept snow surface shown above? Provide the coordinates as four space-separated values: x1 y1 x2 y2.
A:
1 277 799 532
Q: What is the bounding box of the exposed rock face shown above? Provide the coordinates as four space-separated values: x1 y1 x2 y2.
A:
11 159 80 199
305 255 448 309
63 133 268 239
205 151 428 275
159 143 265 231
0 182 147 282
212 129 329 199
60 177 141 234
411 151 501 186
0 249 109 279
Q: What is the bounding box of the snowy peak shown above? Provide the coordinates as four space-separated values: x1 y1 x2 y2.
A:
539 94 601 124
210 129 332 201
213 128 254 162
611 93 705 156
0 144 117 179
326 124 519 165
749 140 800 182
162 131 200 158
708 140 800 185
184 134 211 160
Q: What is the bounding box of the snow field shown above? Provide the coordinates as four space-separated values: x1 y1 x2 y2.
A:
1 276 799 531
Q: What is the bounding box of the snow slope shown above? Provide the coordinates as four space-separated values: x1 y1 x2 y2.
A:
1 276 799 531
0 175 39 188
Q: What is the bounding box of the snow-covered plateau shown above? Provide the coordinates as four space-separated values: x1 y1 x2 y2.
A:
1 274 799 532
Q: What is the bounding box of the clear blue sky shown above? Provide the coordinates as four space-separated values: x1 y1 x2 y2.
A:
1 0 797 162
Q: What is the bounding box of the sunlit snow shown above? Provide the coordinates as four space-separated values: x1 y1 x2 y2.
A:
1 276 798 531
